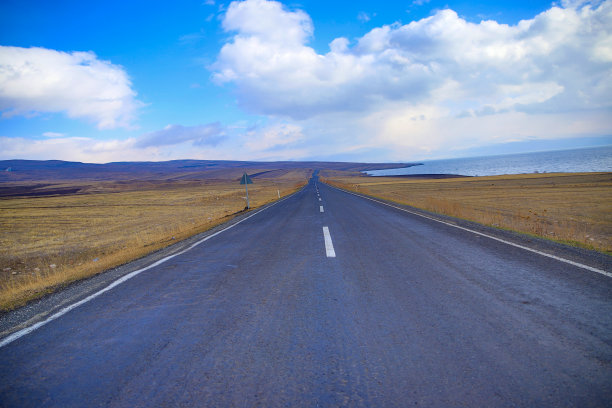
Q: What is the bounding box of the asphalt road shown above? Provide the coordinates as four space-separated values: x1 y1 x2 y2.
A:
1 174 611 407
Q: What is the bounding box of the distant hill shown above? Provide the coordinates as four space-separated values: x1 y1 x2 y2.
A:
0 159 418 182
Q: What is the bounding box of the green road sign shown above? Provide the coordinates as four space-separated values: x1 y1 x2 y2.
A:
240 173 253 185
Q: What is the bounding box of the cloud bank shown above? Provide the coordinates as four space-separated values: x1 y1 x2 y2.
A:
0 46 141 129
3 1 610 163
0 121 304 163
213 0 612 120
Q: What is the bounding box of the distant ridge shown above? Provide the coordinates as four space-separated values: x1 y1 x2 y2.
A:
0 159 419 182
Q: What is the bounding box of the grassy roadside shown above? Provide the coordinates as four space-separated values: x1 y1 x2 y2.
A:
320 171 611 254
0 170 310 311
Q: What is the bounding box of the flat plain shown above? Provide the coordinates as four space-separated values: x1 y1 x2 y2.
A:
320 171 612 254
3 164 610 313
0 168 310 310
1 175 610 407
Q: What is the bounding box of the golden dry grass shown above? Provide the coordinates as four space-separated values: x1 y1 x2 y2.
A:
321 171 612 253
0 169 310 311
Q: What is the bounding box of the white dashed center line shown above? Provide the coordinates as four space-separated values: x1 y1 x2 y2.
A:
320 206 324 213
323 226 336 258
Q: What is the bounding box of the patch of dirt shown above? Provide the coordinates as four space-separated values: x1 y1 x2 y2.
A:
0 185 82 198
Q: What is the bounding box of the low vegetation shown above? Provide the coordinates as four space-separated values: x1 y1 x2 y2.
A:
0 169 309 311
321 171 611 254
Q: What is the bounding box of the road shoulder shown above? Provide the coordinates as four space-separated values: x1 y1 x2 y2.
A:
0 189 303 343
323 182 612 275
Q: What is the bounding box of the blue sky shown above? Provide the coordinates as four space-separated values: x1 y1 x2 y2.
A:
0 0 611 163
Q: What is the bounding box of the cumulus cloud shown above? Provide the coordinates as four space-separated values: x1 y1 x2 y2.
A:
136 123 226 148
0 46 141 129
221 0 313 46
213 0 612 121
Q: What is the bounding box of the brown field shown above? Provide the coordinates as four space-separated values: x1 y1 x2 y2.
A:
0 168 310 311
320 171 612 254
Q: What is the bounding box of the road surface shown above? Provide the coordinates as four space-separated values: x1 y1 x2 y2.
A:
1 174 611 407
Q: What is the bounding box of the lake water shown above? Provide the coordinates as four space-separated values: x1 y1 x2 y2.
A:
366 146 612 177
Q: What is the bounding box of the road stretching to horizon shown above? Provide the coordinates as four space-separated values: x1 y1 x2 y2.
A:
1 173 611 407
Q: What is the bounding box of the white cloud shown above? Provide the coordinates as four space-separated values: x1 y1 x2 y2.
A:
214 1 612 120
0 128 223 164
357 12 371 23
3 1 611 163
210 0 612 160
179 32 206 44
560 0 604 8
0 46 141 129
42 132 66 138
0 121 306 163
0 136 139 163
222 0 312 45
136 123 226 147
243 122 304 151
356 102 612 160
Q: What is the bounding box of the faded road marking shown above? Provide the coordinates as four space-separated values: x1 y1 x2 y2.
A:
323 226 336 258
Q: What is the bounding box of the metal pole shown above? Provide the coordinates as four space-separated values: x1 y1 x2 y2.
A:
245 182 250 209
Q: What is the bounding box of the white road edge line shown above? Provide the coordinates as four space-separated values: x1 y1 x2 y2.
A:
327 185 611 278
0 193 297 349
320 206 324 213
323 226 336 258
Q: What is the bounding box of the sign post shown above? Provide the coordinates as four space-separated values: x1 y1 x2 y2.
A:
240 172 253 209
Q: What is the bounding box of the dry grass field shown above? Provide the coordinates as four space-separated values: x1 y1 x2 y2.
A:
321 171 611 254
0 168 310 311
